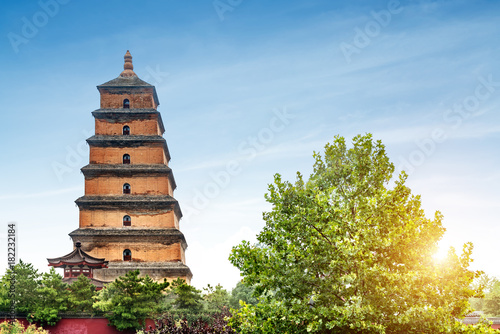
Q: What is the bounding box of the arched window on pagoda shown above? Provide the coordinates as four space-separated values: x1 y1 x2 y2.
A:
123 215 131 227
123 249 132 261
123 125 130 135
123 99 130 109
123 183 131 194
123 154 130 164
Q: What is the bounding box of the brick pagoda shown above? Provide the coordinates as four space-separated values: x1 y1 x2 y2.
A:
69 51 192 283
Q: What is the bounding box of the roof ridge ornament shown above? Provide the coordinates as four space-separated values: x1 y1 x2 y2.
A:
120 50 137 78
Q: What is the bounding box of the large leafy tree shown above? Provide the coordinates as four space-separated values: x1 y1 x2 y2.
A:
93 270 169 331
229 134 494 333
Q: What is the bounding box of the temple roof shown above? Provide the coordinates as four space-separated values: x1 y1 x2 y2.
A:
47 241 108 268
98 75 154 88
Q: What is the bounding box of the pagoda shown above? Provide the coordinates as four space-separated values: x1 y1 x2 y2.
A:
47 241 109 289
69 51 192 283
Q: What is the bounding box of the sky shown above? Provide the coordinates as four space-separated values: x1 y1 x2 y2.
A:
0 0 499 291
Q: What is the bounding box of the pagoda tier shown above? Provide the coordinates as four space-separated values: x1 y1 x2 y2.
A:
87 135 171 165
70 50 192 283
81 164 177 189
92 108 166 134
75 195 181 230
69 228 190 281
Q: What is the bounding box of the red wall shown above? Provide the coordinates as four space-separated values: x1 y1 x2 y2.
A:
1 317 156 333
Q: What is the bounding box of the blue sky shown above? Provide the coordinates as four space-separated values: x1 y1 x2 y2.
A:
0 0 499 290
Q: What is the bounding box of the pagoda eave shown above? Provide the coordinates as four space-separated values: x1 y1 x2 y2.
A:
103 261 193 280
97 78 160 107
69 228 188 249
48 261 108 268
75 195 182 217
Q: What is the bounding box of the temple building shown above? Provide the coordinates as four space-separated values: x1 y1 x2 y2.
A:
47 241 109 289
63 51 192 283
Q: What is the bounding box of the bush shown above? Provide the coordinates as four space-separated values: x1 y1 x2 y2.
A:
0 320 48 334
141 309 235 334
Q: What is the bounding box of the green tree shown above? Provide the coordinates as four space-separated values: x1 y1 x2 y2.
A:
229 280 257 309
151 281 235 332
29 267 69 326
93 270 169 331
0 261 41 315
0 263 70 326
204 284 231 312
229 134 494 333
170 278 203 313
482 280 500 316
67 274 96 313
470 274 500 313
0 276 10 313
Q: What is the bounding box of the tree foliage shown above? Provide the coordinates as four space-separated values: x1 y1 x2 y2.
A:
0 261 41 314
141 309 235 334
470 274 498 314
470 274 500 317
157 279 237 328
67 274 96 313
29 268 69 326
0 320 48 334
229 281 257 309
0 262 71 327
170 278 204 313
159 278 210 324
93 270 169 331
204 284 231 313
229 134 494 333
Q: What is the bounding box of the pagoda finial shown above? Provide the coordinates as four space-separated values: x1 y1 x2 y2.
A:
120 50 137 77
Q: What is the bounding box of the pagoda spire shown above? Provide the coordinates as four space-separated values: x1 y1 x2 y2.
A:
120 50 137 78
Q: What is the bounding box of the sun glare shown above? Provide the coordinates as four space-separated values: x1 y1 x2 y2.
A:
432 241 453 263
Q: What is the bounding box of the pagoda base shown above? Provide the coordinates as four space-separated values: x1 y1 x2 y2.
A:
92 261 192 284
